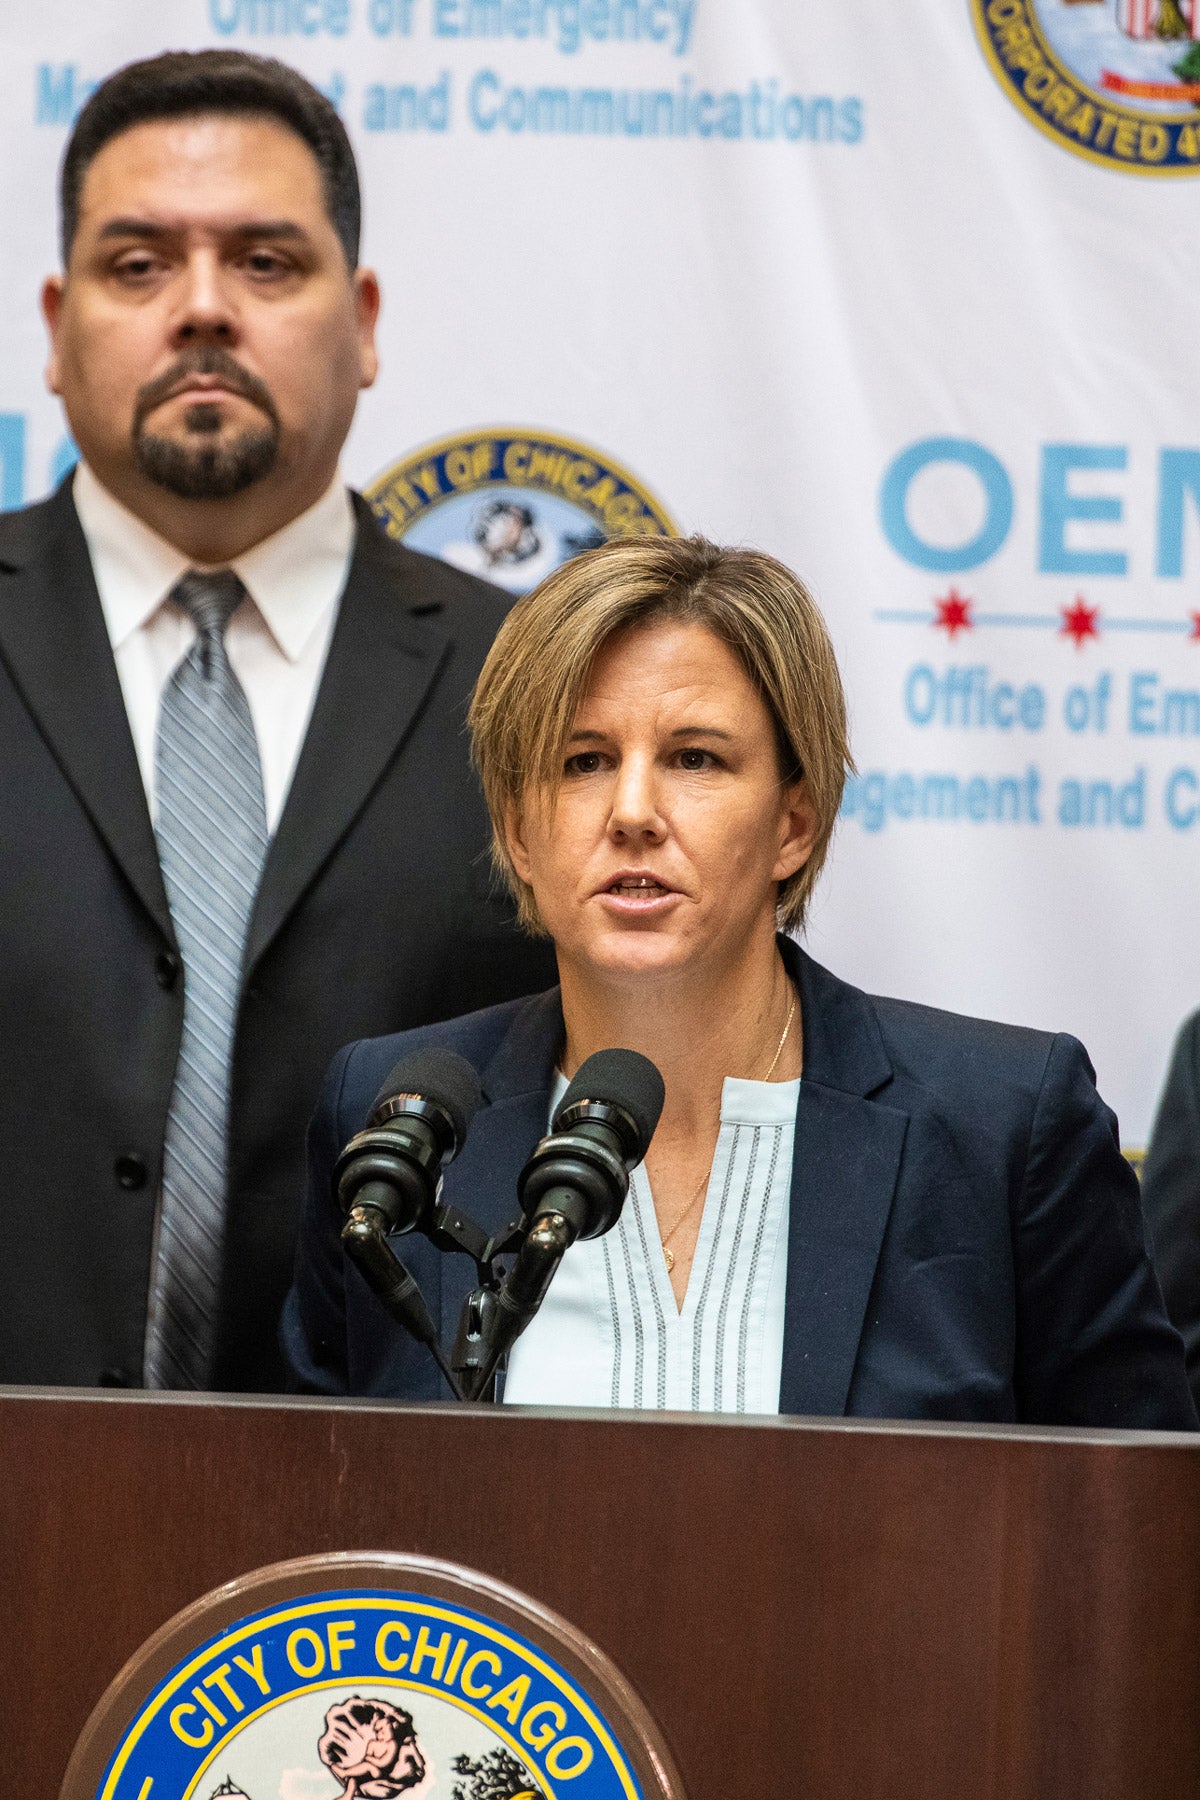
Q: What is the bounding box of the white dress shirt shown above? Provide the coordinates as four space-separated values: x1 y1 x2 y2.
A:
503 1073 799 1413
73 461 355 830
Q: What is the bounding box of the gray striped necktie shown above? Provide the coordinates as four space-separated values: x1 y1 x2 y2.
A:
144 569 268 1390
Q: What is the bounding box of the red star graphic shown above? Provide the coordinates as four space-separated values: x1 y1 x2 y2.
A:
1189 612 1200 642
1061 597 1100 647
933 588 973 638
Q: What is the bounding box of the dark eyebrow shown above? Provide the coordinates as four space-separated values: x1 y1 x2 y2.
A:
97 219 173 241
226 220 311 243
96 218 311 243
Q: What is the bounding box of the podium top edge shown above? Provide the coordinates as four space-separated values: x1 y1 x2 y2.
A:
0 1383 1196 1450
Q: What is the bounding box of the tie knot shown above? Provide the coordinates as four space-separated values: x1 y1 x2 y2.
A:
172 568 246 643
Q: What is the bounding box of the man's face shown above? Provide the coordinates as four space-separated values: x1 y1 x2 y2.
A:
42 112 378 511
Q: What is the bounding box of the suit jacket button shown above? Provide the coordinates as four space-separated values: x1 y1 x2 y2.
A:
155 950 180 990
114 1152 148 1190
98 1367 131 1387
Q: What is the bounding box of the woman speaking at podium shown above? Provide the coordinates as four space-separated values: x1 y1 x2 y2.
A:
283 536 1195 1428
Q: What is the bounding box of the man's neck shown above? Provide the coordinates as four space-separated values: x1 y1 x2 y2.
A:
84 462 339 564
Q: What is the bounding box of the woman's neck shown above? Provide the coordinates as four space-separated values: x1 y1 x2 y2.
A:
558 935 801 1139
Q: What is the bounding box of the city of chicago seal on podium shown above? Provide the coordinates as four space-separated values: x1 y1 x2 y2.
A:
972 0 1200 173
365 429 677 597
61 1554 683 1800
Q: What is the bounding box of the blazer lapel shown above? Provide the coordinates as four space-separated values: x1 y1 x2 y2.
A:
244 499 453 973
779 942 910 1416
432 988 564 1338
0 483 172 942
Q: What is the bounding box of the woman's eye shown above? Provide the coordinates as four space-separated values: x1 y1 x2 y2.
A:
678 748 716 771
564 751 604 776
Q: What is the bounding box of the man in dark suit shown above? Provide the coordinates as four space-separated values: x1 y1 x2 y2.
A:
283 940 1196 1428
0 49 551 1391
1140 1010 1200 1409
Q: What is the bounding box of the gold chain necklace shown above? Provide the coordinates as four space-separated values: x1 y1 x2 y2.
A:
659 987 797 1273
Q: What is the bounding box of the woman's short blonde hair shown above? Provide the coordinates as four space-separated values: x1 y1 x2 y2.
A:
468 534 852 933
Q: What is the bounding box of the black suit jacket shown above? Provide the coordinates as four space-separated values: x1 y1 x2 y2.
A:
283 939 1196 1429
1140 1008 1200 1407
0 478 554 1390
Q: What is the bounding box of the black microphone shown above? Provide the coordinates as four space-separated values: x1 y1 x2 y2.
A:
337 1048 482 1395
336 1047 482 1236
464 1048 665 1398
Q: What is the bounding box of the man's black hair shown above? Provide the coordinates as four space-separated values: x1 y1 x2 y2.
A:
60 49 361 267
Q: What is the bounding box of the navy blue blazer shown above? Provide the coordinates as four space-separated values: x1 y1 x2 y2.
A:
282 940 1197 1428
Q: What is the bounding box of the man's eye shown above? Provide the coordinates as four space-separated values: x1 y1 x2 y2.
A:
113 253 161 281
243 249 292 277
564 751 604 775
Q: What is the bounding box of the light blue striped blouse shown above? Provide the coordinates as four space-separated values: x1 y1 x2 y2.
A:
503 1073 799 1413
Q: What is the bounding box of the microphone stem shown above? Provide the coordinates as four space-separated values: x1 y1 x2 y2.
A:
341 1206 464 1401
466 1209 574 1401
427 1337 466 1403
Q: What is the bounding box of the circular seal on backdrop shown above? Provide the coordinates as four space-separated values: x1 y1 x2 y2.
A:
364 429 677 596
972 0 1200 173
60 1554 684 1800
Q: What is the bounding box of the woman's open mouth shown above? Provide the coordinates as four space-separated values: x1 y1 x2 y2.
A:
597 873 681 911
608 877 671 897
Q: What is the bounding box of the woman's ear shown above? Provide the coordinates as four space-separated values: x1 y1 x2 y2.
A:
773 779 819 883
504 801 534 886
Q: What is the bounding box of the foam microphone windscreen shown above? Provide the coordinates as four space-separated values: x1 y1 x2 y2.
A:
553 1048 665 1159
369 1047 483 1150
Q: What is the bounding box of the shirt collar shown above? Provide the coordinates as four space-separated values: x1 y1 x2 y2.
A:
73 462 355 662
73 462 190 650
230 475 355 660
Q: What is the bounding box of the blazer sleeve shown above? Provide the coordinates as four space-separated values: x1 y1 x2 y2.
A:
279 1041 356 1394
1140 1011 1200 1409
1014 1032 1197 1430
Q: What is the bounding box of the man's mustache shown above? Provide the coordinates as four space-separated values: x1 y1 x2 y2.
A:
133 349 279 432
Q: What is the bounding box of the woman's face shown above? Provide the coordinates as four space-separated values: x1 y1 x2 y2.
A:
506 618 817 990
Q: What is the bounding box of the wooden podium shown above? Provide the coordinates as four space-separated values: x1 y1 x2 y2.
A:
4 1387 1199 1799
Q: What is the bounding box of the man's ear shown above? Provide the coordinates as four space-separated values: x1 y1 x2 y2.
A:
773 778 819 884
41 276 65 396
354 268 381 390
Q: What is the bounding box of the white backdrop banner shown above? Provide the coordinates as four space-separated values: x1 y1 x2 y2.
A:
2 1 1197 1142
